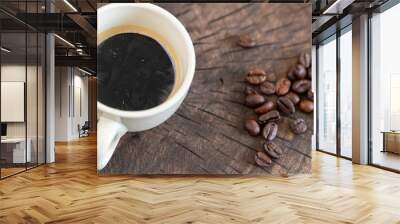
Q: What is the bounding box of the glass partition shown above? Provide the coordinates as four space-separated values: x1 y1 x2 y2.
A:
339 27 352 158
38 32 45 165
317 35 337 155
27 31 38 169
0 1 46 179
1 30 28 177
370 3 400 171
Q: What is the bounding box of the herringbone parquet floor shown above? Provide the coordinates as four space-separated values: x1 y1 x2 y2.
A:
1 135 400 224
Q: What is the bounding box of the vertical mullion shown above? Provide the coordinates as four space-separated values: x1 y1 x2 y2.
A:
316 44 320 151
44 0 47 164
367 11 373 165
336 28 341 157
36 0 39 167
25 0 28 171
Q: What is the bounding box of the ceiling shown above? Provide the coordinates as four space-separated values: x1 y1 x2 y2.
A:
311 0 391 43
0 0 395 73
0 0 97 73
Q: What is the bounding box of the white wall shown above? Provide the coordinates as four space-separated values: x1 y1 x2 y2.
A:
1 65 26 140
54 67 89 141
1 63 46 164
1 65 36 138
55 66 69 141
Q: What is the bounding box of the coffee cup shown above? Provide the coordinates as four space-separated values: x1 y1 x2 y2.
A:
97 3 196 170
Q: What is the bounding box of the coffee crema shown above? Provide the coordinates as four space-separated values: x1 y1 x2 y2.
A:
98 26 180 111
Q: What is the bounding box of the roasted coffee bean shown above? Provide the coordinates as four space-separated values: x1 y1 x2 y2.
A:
260 81 275 95
307 89 314 101
275 78 291 96
299 99 314 113
255 101 275 114
299 52 311 68
237 35 256 48
245 94 265 107
277 97 295 115
292 79 311 94
258 110 280 124
245 119 260 136
286 91 300 105
255 151 272 167
248 68 266 76
263 142 283 159
307 67 312 80
246 69 267 85
262 122 278 141
290 118 307 134
287 68 296 81
245 86 258 95
294 64 307 79
265 72 277 82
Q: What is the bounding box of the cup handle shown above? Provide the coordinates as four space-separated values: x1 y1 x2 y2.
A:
97 115 128 170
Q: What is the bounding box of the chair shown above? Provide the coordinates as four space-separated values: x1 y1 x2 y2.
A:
79 121 90 138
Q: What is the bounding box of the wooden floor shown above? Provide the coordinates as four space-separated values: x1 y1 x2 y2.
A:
372 150 400 171
1 167 26 178
1 135 400 224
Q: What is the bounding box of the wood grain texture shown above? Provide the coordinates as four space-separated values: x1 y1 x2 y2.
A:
1 136 400 223
100 3 312 175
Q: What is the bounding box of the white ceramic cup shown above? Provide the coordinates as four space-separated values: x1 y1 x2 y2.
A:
97 3 196 170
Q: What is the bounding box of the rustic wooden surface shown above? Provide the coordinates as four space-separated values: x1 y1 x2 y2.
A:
100 3 312 176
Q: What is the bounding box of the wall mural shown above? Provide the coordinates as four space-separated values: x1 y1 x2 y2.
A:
97 3 312 176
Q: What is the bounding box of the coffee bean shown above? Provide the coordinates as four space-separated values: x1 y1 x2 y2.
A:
285 91 300 105
245 86 258 95
246 69 267 85
292 79 311 94
287 68 296 81
307 89 314 101
265 72 277 82
299 99 314 113
258 110 280 124
275 78 291 96
262 122 278 141
307 67 312 80
263 142 283 159
294 64 307 79
299 52 311 68
237 35 256 48
255 151 272 167
290 118 307 134
245 119 260 136
260 81 275 95
277 97 295 115
245 94 265 107
248 68 266 76
255 101 275 115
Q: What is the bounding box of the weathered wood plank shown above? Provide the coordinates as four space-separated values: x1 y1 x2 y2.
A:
100 3 312 176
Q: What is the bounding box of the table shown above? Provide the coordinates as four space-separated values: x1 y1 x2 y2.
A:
1 138 31 163
382 131 400 154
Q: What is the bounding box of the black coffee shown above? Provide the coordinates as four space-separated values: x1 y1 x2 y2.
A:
98 32 175 111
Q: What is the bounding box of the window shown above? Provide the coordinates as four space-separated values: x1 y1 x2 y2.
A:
316 25 353 159
317 35 337 154
339 27 352 158
370 3 400 171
